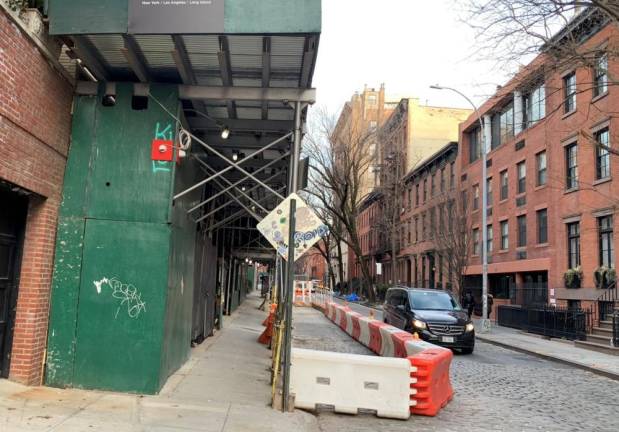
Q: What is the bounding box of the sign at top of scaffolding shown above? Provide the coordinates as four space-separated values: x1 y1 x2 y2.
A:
129 0 225 34
257 193 328 262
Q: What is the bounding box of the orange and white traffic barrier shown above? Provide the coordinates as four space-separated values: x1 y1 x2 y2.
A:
407 348 454 416
320 301 454 417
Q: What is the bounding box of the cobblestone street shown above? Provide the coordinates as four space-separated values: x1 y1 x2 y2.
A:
293 306 619 432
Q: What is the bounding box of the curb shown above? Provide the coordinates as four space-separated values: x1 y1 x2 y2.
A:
476 335 619 382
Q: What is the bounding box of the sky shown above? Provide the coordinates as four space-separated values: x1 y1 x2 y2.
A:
311 0 515 116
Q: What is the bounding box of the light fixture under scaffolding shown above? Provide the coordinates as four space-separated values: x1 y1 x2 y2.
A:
221 126 230 140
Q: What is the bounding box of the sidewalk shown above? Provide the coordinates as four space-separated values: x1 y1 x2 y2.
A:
0 293 319 432
474 321 619 380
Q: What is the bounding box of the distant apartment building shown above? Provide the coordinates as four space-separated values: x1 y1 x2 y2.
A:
459 9 619 316
398 143 459 290
347 97 470 286
332 84 398 201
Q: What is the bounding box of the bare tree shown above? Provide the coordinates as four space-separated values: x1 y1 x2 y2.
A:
429 189 473 300
304 107 377 302
461 1 619 74
374 116 407 283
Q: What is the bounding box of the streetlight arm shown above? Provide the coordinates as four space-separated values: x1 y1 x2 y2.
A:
429 84 490 332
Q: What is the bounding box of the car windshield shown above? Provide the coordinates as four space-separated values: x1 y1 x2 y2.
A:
409 291 461 311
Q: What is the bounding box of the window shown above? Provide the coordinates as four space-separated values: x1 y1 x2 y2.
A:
431 173 436 196
517 215 527 247
422 213 426 241
414 217 419 242
367 94 377 106
369 120 377 131
563 72 576 113
517 161 526 194
429 207 436 239
599 216 614 268
524 83 546 127
473 228 480 255
567 222 580 268
415 184 420 206
594 53 608 97
450 163 455 190
469 127 482 163
407 187 412 209
472 185 480 210
595 128 610 180
565 143 578 189
536 151 547 186
461 190 468 212
406 220 413 245
500 220 509 250
498 104 514 148
486 225 493 254
486 177 493 207
500 170 508 200
423 179 427 202
440 168 446 192
537 209 548 244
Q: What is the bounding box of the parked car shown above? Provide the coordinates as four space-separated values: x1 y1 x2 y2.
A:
383 287 475 354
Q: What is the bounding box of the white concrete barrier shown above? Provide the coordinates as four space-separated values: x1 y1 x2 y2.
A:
357 316 372 346
378 325 402 357
404 338 449 356
290 348 414 419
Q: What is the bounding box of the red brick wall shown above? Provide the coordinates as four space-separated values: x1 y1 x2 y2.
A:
459 22 619 304
0 9 73 385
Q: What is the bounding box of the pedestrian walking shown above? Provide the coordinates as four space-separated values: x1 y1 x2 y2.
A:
462 291 475 318
486 294 494 320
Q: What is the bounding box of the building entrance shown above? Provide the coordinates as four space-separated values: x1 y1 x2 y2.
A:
0 185 28 377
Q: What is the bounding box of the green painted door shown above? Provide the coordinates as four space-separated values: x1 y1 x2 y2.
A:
72 219 170 394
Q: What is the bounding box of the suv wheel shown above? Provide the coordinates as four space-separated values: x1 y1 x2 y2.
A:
460 346 474 355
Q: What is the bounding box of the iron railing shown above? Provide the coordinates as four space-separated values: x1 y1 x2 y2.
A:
498 305 592 340
613 312 619 347
596 280 618 322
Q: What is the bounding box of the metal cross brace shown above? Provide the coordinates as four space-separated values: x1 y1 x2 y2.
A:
187 151 290 215
174 132 291 200
192 158 264 221
207 186 286 231
192 156 269 214
194 170 283 224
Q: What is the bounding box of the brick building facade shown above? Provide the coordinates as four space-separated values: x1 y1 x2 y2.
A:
459 11 619 314
0 7 73 384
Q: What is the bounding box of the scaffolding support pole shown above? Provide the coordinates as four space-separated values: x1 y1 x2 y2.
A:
282 101 302 412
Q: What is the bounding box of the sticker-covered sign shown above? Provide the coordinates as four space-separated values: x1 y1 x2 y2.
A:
129 0 225 34
257 193 328 262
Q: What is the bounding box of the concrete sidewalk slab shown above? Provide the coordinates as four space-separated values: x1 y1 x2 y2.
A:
0 293 320 432
475 321 619 380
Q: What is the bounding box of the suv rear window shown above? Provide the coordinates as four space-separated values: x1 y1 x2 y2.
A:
409 291 461 311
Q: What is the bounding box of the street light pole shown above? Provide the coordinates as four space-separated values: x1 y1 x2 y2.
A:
429 85 490 333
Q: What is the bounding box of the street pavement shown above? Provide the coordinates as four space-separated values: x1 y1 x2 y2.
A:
295 304 619 432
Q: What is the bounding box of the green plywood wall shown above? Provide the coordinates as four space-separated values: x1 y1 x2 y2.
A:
224 0 321 34
159 155 202 384
48 0 321 35
49 0 128 34
46 95 97 387
46 84 189 393
72 220 170 393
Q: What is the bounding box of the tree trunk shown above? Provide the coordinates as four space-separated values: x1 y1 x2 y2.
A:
336 239 345 286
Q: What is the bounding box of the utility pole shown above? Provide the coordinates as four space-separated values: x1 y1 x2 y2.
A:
429 85 490 333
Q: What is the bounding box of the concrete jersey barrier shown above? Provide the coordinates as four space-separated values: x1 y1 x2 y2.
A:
290 348 415 419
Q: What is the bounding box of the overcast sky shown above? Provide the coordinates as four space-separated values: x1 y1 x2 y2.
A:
311 0 515 116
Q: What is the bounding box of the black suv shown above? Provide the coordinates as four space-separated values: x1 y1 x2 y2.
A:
383 287 475 354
